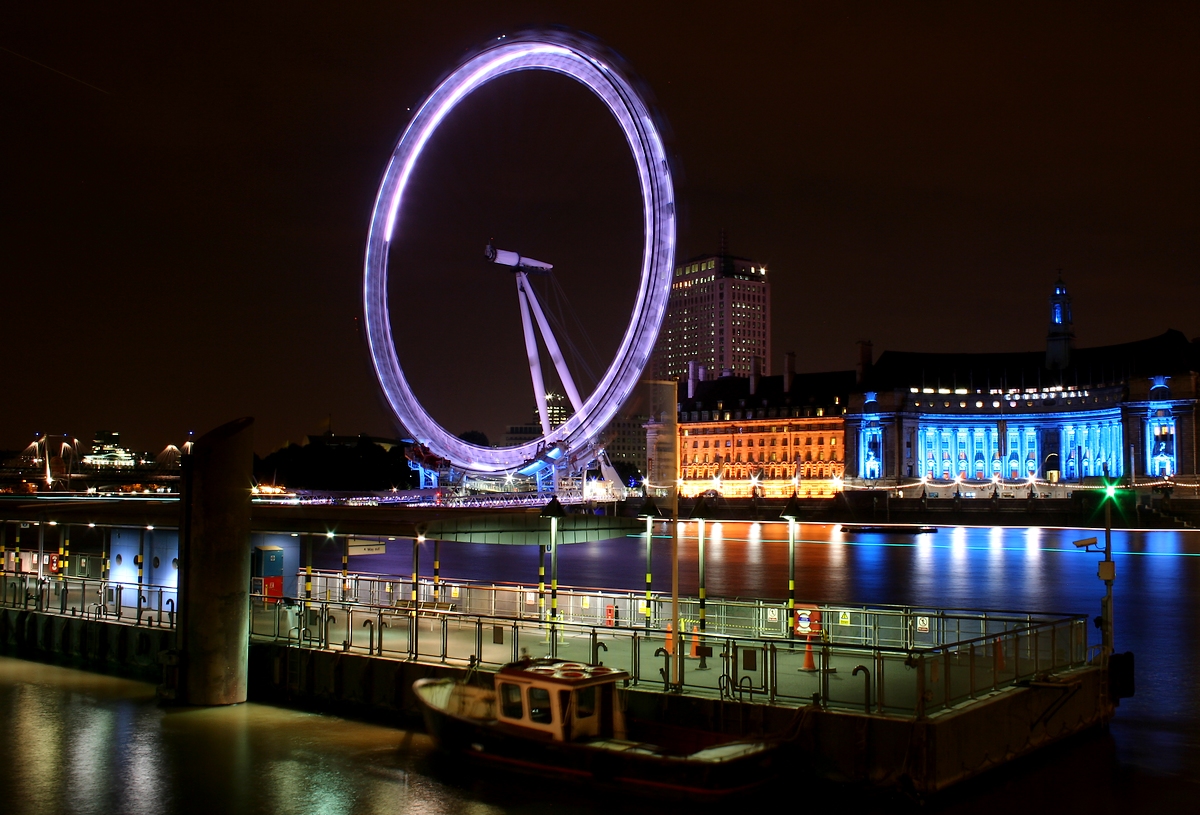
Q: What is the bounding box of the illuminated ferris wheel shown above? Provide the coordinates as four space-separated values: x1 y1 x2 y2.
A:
362 30 676 477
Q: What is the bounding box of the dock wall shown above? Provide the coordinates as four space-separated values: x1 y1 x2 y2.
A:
0 607 173 680
0 609 1111 796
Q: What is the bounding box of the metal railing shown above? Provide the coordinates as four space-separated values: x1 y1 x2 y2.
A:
257 569 1090 719
0 572 178 628
3 564 1089 717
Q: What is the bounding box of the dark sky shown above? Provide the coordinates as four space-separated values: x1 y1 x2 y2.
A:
3 2 1197 455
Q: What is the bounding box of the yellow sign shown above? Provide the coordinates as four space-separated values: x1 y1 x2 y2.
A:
451 586 460 598
582 596 590 609
838 611 851 626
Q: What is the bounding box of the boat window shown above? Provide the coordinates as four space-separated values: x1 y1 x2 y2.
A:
500 683 523 719
575 685 597 719
528 687 552 724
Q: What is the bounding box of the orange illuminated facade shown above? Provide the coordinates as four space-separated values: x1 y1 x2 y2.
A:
676 360 854 498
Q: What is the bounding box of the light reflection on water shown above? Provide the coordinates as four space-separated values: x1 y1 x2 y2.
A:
0 658 492 815
395 522 1200 777
4 524 1198 812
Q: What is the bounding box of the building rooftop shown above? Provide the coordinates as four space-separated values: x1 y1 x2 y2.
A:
679 369 856 413
864 330 1198 392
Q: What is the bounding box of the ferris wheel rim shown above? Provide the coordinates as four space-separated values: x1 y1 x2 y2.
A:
363 30 675 475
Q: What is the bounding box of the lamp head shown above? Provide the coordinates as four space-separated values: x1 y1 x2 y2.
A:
780 492 802 522
540 495 566 518
636 494 660 520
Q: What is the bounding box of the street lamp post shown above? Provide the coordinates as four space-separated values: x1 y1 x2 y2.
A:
637 494 660 630
1075 473 1117 660
541 496 566 658
780 492 802 640
690 496 712 670
670 479 681 689
1102 466 1116 656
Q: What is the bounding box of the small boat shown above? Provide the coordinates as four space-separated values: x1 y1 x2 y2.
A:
413 657 783 798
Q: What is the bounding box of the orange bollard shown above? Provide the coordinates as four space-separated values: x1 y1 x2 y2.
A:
665 622 674 655
690 626 700 658
800 635 817 672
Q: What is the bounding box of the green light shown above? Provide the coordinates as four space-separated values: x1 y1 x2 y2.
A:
1105 485 1116 498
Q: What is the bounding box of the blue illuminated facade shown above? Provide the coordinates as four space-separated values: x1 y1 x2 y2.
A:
852 390 1127 484
848 378 1196 487
844 281 1197 487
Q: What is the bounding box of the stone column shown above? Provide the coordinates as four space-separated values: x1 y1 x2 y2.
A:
178 417 254 705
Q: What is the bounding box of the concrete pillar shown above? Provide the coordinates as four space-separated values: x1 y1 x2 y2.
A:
178 417 254 705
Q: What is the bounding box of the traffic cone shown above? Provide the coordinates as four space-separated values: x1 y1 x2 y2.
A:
665 622 674 655
800 635 817 672
690 626 700 658
994 637 1006 672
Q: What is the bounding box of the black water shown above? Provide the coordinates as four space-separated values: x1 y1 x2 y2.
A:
3 522 1198 813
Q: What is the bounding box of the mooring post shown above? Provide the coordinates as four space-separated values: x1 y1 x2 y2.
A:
177 417 254 706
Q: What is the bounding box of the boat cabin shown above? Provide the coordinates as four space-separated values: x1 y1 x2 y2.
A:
492 659 628 742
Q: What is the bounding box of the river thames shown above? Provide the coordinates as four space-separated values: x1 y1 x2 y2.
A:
2 522 1197 813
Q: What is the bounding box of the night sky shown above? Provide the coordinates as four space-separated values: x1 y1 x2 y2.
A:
3 2 1197 455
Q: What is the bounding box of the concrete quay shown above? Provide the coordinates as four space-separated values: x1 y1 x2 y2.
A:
0 601 1114 796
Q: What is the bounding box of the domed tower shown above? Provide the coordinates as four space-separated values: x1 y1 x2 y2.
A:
1046 275 1074 370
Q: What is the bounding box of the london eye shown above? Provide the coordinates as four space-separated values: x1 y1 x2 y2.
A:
362 30 676 480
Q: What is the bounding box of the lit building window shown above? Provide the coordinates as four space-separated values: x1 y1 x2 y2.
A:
861 422 883 479
1146 411 1176 477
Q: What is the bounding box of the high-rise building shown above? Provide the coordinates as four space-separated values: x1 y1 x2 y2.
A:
503 392 573 447
650 241 771 382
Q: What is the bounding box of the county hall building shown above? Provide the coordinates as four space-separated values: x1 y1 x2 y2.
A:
842 279 1198 489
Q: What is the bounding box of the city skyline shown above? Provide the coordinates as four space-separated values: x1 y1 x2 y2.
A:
3 2 1197 453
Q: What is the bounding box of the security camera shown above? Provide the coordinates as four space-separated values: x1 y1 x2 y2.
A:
1073 536 1098 549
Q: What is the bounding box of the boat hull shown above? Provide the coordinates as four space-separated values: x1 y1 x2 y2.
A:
414 678 781 799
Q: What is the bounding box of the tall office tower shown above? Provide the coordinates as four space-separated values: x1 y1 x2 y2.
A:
503 391 573 447
650 241 771 381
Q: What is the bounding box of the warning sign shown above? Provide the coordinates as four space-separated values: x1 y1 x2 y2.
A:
916 616 930 633
839 610 851 626
766 608 779 623
451 586 460 599
582 596 590 609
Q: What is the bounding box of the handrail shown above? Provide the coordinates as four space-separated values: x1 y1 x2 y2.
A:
293 567 1086 621
6 575 179 628
246 586 1089 720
